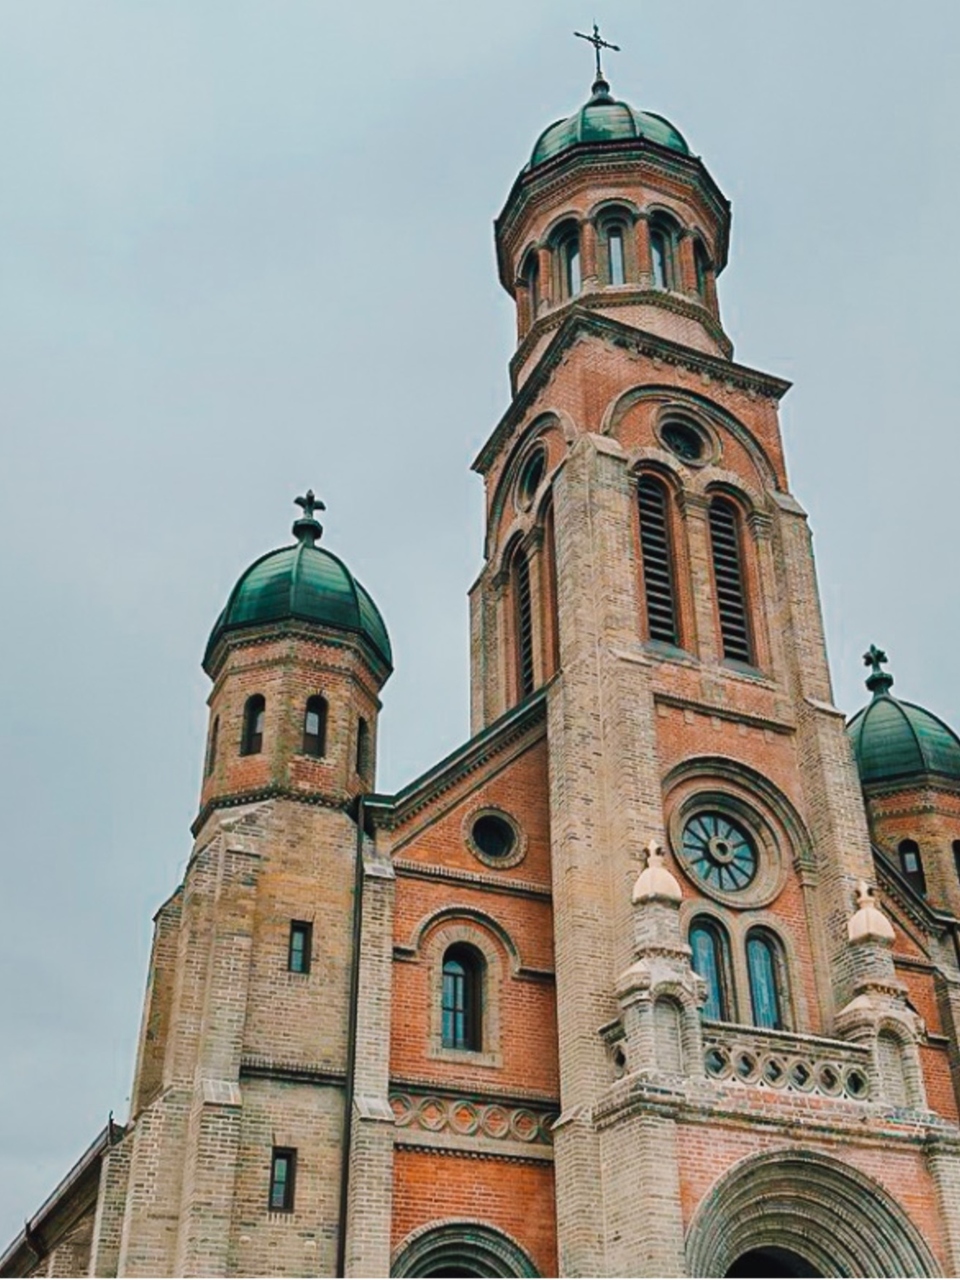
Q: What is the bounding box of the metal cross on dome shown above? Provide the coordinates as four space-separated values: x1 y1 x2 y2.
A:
574 22 620 84
863 643 888 677
295 489 325 521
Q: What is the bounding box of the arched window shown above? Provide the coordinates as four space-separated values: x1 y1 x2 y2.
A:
356 717 370 778
204 715 219 778
637 474 679 645
523 252 540 322
689 917 733 1022
441 944 483 1050
746 929 787 1030
953 840 960 883
694 241 711 299
649 220 676 290
542 497 561 680
606 224 626 286
512 547 535 699
240 695 265 756
302 695 327 758
898 840 926 896
558 228 581 299
709 497 753 665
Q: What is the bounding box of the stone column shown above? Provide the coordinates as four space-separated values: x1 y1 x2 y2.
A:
635 216 653 287
537 245 553 309
344 835 396 1278
90 1137 132 1278
926 1137 960 1275
678 492 719 667
580 220 599 290
677 232 697 297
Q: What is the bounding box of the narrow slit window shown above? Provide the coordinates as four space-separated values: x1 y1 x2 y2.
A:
608 226 625 285
524 253 540 321
513 549 535 698
441 944 483 1051
953 840 960 884
898 840 927 896
689 918 732 1022
288 921 312 974
694 242 710 298
560 232 581 298
746 930 786 1030
240 695 265 756
302 695 327 758
650 227 669 289
709 498 753 664
637 475 679 645
268 1148 296 1212
204 716 219 778
356 717 370 778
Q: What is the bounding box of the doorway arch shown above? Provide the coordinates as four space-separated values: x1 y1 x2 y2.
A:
685 1150 939 1277
391 1221 539 1277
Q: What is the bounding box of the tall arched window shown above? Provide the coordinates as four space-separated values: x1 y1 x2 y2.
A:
649 220 676 290
898 840 926 896
558 229 581 299
694 241 711 299
689 917 733 1022
709 497 753 665
542 497 561 679
746 929 787 1030
240 695 265 756
441 944 484 1050
523 252 539 322
953 840 960 884
356 717 370 778
606 224 626 285
637 474 679 645
204 716 219 778
512 548 535 699
302 695 327 758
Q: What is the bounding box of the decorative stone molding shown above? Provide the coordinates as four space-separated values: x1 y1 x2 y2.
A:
701 1023 872 1101
848 881 895 944
390 1092 557 1145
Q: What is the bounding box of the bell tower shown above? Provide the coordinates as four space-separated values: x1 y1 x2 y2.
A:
469 37 955 1278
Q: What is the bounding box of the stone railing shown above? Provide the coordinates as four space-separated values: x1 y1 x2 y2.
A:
702 1021 872 1102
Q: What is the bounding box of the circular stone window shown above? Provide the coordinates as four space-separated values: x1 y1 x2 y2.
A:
516 447 546 510
465 808 526 869
680 811 757 893
660 419 707 464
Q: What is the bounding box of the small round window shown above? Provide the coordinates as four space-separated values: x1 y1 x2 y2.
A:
661 420 706 464
466 809 525 868
680 811 757 893
516 447 546 510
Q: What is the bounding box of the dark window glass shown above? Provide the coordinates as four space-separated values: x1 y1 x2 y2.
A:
689 918 731 1021
637 475 679 645
608 226 625 285
650 227 669 289
746 931 785 1030
524 254 539 321
205 716 219 778
560 232 581 298
471 814 516 859
513 550 535 698
356 717 370 777
899 840 927 895
661 420 705 463
241 695 266 756
709 498 753 664
269 1148 296 1212
953 840 960 883
517 448 546 508
302 695 327 758
288 921 312 974
694 242 710 297
441 944 483 1050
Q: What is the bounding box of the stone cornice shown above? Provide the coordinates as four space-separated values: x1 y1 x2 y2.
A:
204 618 391 689
364 691 547 830
472 311 791 477
191 785 350 838
392 858 552 903
509 287 733 386
239 1057 346 1087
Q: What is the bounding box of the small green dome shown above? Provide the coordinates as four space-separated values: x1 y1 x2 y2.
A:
847 649 960 785
204 494 391 673
529 80 689 169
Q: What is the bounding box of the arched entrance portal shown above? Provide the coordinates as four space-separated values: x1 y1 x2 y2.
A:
391 1221 539 1278
727 1246 820 1277
686 1150 939 1277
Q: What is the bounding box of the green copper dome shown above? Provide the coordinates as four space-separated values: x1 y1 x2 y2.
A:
204 493 391 672
529 79 689 169
847 648 960 785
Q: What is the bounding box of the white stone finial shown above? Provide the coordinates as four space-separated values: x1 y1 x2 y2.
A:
632 840 682 905
847 880 895 944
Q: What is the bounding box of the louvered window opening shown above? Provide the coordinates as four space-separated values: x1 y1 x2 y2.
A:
709 500 752 663
638 476 679 645
515 552 536 698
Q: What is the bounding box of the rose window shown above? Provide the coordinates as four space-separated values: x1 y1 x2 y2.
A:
680 812 757 892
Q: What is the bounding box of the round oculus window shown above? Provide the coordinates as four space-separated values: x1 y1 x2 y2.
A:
661 420 706 464
680 811 757 893
471 813 517 860
516 447 546 509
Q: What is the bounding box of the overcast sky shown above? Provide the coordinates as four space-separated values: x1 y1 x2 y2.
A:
2 0 959 1245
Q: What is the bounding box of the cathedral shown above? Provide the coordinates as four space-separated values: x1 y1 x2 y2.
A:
7 40 960 1280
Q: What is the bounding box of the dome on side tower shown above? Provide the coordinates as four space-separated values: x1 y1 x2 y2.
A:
528 77 690 169
847 646 960 785
203 492 392 673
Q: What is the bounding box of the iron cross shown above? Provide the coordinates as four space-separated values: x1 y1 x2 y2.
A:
575 22 620 82
295 489 326 521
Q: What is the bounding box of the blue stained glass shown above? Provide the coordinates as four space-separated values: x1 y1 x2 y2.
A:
690 923 728 1021
747 933 782 1029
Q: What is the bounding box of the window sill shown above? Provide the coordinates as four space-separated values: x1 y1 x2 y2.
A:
429 1046 503 1070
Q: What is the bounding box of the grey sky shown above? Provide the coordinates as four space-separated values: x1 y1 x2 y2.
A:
1 0 958 1243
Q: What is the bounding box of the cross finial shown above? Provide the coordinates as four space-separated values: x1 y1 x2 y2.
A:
574 22 620 95
863 643 894 697
293 489 326 546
